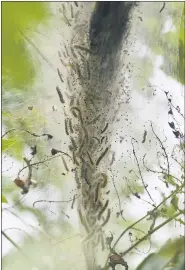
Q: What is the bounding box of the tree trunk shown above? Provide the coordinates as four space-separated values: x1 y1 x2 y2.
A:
57 2 135 269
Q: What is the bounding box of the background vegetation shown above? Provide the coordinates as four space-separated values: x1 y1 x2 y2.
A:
2 2 184 270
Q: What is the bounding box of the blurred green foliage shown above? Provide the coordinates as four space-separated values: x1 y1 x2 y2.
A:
2 2 50 90
136 237 185 270
135 3 184 90
2 3 51 160
2 3 184 270
2 138 16 152
2 106 47 160
178 5 185 84
157 4 184 84
2 111 11 118
2 194 8 204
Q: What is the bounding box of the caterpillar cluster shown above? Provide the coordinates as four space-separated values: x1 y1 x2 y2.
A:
57 81 111 243
59 92 111 240
55 3 124 269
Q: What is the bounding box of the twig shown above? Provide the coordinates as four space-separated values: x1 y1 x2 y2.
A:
110 169 126 221
18 155 68 177
33 194 81 207
128 227 151 254
131 138 155 203
152 85 184 119
52 233 81 246
51 148 72 159
125 176 155 207
150 123 170 177
121 211 182 256
2 230 30 259
4 209 42 233
2 128 53 140
3 228 33 242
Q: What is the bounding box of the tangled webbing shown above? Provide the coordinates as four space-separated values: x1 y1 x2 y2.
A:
56 2 134 269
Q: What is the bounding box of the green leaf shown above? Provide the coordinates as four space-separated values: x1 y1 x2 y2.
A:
2 111 11 118
2 138 16 151
171 195 179 211
136 253 166 270
160 204 177 218
136 238 185 270
159 238 184 259
2 194 8 203
164 174 177 187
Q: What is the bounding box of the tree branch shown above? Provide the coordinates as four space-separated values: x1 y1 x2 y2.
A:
121 211 182 256
103 182 184 269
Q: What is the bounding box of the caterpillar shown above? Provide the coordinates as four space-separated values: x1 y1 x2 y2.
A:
96 146 109 166
61 156 69 172
101 209 111 227
64 118 69 135
56 86 65 104
98 200 109 220
101 123 108 134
